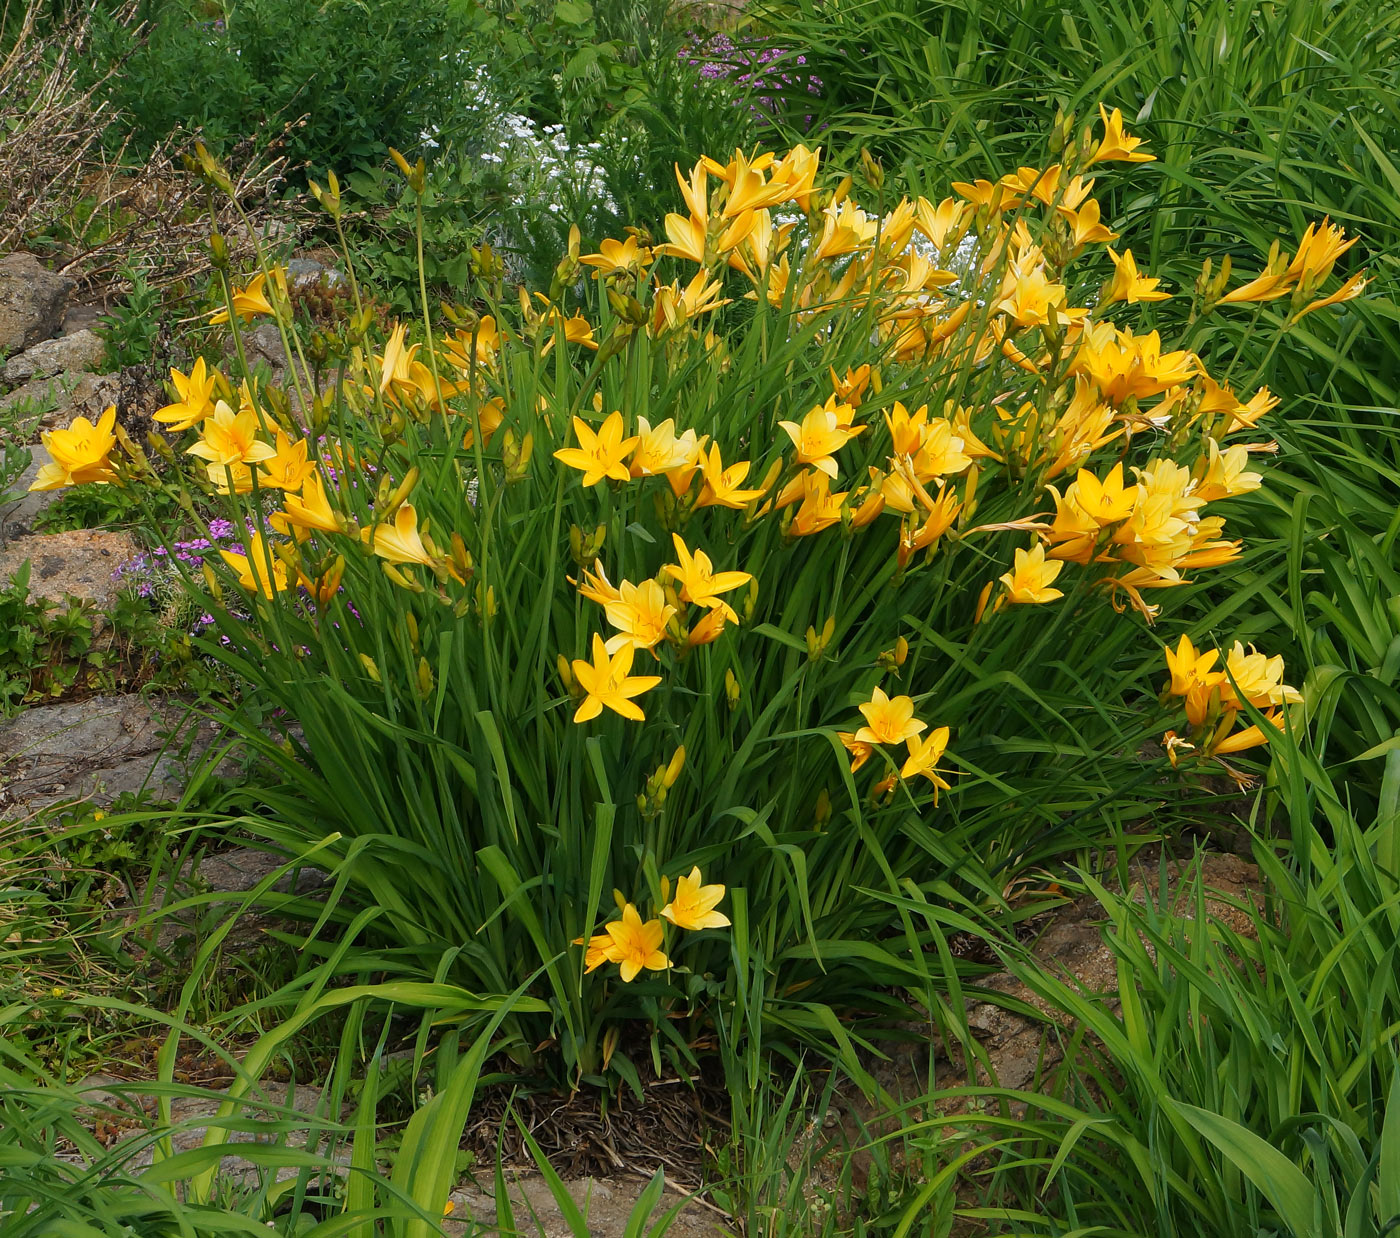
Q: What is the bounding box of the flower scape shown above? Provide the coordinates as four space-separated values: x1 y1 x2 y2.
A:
37 108 1355 1066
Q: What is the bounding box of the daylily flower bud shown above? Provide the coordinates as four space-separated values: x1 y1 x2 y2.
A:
814 788 831 827
360 653 382 682
383 562 424 592
416 656 434 699
405 612 419 651
725 668 741 710
209 230 229 271
557 653 574 691
388 147 426 193
477 582 497 621
859 148 884 190
743 579 759 624
663 745 686 787
202 562 223 604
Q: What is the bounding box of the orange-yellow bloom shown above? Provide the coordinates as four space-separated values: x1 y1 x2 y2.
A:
186 400 276 469
367 502 435 567
854 687 927 746
1102 248 1169 304
259 431 317 490
273 474 342 536
629 417 701 478
900 727 952 799
603 904 669 981
553 412 639 486
1088 104 1155 166
1072 462 1137 526
603 579 677 654
663 533 753 623
580 236 652 275
209 269 281 324
778 404 864 478
30 405 118 490
999 543 1065 604
660 867 730 930
571 633 662 723
154 358 218 431
221 532 290 597
695 443 768 509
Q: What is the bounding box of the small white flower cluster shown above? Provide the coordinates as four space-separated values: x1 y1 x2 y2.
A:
453 67 622 212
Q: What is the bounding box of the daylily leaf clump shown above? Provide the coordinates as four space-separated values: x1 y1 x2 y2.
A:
47 108 1350 1081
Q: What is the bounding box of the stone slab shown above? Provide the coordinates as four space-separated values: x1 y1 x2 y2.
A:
0 692 214 817
5 328 106 384
0 528 137 607
0 252 74 360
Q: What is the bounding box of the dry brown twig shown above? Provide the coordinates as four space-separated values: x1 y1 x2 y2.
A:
0 0 305 301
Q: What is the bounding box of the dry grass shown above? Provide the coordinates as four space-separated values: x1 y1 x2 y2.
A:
0 0 298 298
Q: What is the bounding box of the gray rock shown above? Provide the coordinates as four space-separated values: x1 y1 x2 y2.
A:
0 370 120 436
448 1173 731 1237
0 527 138 606
286 257 343 287
4 328 106 384
0 693 215 817
0 443 55 538
224 321 288 381
62 305 105 336
0 252 75 360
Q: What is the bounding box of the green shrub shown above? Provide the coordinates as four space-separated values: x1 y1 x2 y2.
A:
91 0 477 174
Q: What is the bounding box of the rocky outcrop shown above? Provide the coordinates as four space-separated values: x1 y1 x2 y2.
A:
5 327 105 384
0 252 75 360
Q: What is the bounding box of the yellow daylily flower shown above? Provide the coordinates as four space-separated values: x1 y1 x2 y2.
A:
778 404 864 479
900 726 952 799
30 405 118 490
658 211 708 264
273 474 342 536
629 417 701 478
209 269 282 324
839 730 875 772
185 400 277 469
1195 439 1263 503
685 606 729 649
1071 462 1137 525
603 579 677 654
854 686 927 746
663 533 753 623
1057 195 1119 249
580 929 616 973
603 904 669 981
1102 248 1169 305
367 503 435 567
553 411 639 487
660 867 730 930
571 633 662 723
999 543 1065 604
767 144 821 212
695 442 768 509
580 236 652 275
813 201 878 261
221 532 290 597
259 431 317 490
154 358 218 431
1163 634 1225 700
1087 104 1155 165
